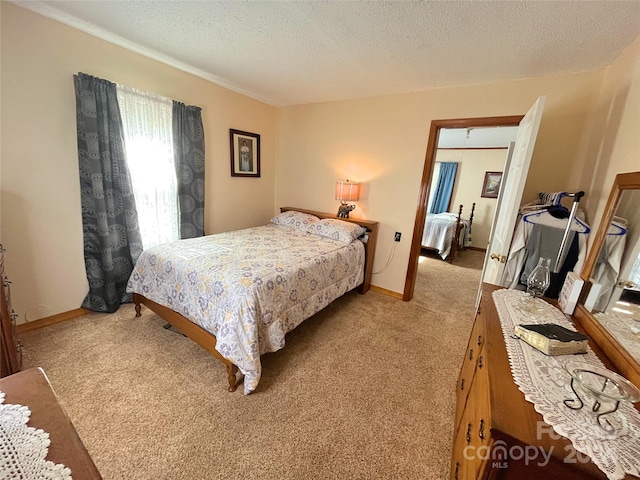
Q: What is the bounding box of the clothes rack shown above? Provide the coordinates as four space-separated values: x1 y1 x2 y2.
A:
502 190 589 297
552 191 584 273
539 191 568 206
522 209 590 233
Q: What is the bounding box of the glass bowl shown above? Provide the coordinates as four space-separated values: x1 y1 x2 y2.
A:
564 361 640 403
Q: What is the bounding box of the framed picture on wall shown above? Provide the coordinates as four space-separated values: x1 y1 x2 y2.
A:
481 171 503 198
230 129 260 177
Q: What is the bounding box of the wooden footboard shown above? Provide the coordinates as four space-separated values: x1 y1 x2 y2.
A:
448 204 465 264
133 293 239 392
448 202 476 264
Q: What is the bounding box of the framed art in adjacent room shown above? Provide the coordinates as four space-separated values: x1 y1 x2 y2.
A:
230 129 260 177
481 171 503 198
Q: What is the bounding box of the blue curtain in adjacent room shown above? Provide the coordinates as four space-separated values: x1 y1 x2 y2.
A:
74 73 143 313
429 162 458 214
172 102 205 238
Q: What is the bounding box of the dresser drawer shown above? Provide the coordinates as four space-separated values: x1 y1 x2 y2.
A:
1 246 22 377
451 360 491 480
454 308 485 431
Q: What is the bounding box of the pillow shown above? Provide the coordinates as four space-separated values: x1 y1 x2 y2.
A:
270 211 320 230
306 218 367 244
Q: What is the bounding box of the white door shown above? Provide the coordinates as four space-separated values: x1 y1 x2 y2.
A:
481 96 546 286
475 142 515 307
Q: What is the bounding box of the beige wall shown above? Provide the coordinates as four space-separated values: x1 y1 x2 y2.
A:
2 2 638 317
575 35 640 238
435 149 508 249
0 3 276 322
277 73 604 294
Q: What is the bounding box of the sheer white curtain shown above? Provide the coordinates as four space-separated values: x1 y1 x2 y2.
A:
427 162 441 213
116 85 179 249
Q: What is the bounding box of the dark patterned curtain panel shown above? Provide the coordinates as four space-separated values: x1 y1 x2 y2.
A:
172 102 205 238
74 73 143 313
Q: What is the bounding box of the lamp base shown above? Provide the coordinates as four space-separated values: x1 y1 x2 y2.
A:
337 203 356 218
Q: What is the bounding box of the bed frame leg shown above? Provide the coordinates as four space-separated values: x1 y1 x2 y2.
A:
132 293 142 317
226 364 239 392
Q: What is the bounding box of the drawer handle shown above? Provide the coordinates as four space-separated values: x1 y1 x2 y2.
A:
477 334 482 346
478 355 483 369
10 312 18 321
466 422 472 444
468 348 473 361
479 418 485 440
460 378 465 391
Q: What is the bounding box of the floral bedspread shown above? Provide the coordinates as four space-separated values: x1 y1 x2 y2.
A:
126 224 365 394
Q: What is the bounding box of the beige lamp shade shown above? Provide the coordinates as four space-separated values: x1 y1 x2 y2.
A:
335 180 361 202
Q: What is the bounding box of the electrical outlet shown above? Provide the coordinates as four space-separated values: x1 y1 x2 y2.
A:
394 232 401 242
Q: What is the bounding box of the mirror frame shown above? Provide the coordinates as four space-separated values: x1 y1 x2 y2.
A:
573 171 640 387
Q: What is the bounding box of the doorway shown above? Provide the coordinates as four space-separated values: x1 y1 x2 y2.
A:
403 116 524 301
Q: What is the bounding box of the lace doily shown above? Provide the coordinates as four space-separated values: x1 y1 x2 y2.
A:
0 391 72 479
594 311 640 363
492 289 640 480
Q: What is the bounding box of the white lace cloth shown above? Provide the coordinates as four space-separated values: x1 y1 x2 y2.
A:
0 391 72 479
594 311 640 363
492 289 640 480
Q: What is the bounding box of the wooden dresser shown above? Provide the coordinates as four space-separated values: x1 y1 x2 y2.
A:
0 244 22 378
450 283 636 479
0 368 103 478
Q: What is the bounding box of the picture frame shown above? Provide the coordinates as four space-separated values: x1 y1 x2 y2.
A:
481 171 503 198
230 129 260 177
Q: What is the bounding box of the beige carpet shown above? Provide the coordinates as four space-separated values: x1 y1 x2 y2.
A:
20 250 484 480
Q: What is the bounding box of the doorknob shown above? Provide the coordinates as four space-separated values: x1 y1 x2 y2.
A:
490 253 507 263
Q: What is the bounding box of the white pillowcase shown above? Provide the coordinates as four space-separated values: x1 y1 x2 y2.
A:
306 218 366 243
270 211 320 230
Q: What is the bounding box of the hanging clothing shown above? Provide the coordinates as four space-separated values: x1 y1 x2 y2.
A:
502 211 588 295
546 233 580 298
518 224 577 285
591 230 627 311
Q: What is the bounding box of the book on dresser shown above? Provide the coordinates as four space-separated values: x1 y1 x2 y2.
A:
513 323 589 356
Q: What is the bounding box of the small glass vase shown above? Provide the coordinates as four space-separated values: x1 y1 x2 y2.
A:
520 257 551 312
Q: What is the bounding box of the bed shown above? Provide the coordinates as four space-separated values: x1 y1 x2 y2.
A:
126 207 378 394
421 203 475 263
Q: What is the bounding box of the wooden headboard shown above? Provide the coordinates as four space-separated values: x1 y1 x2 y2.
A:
280 207 379 294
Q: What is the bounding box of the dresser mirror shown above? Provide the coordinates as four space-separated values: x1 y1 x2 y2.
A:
574 171 640 387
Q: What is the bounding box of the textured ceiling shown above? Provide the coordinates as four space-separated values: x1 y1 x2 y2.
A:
439 126 519 149
14 0 640 107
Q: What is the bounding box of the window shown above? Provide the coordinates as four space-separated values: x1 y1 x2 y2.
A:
117 85 179 249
